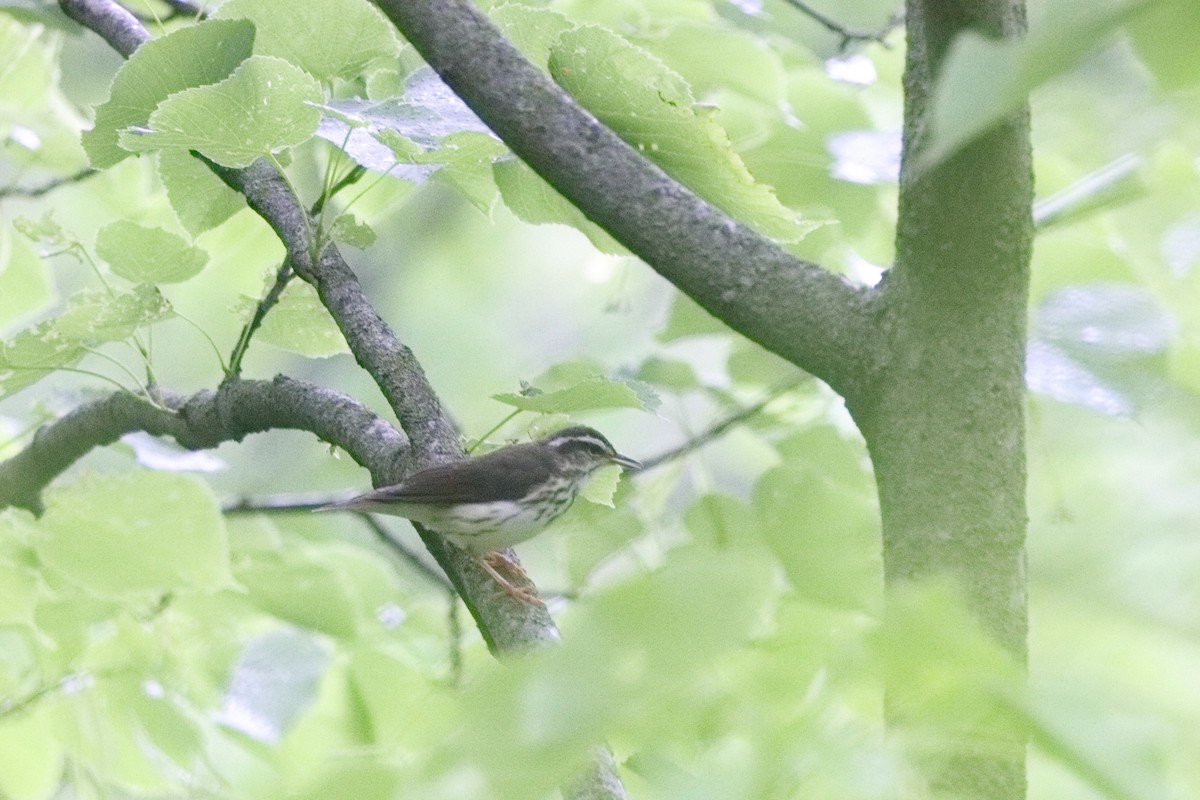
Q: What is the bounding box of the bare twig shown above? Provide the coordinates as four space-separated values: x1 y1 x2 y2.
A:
312 164 367 217
780 0 903 52
159 0 206 18
0 168 97 200
357 514 455 591
639 378 807 472
1033 153 1142 230
227 258 295 378
222 493 331 514
227 165 366 376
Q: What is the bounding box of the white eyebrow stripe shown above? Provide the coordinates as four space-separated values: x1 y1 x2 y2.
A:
550 435 610 450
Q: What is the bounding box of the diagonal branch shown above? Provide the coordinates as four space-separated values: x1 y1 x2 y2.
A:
373 0 878 397
201 158 460 466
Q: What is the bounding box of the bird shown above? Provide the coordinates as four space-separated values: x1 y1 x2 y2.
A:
318 425 641 603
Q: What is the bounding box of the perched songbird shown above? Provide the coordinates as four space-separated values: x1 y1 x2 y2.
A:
319 426 641 602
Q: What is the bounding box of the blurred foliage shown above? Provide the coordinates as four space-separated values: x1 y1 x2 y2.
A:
1 0 1199 798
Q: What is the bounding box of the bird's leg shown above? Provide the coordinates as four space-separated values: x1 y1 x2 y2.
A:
480 551 543 606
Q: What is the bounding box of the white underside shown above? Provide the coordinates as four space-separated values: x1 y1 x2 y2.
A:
404 496 576 553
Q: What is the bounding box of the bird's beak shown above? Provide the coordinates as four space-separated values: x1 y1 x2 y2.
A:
611 452 643 471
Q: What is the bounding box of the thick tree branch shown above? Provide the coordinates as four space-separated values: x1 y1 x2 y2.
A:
0 378 402 514
373 0 878 398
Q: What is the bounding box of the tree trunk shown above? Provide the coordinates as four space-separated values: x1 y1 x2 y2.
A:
846 1 1034 796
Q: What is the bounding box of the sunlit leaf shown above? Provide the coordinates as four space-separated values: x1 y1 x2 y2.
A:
548 26 817 243
157 149 245 236
84 19 256 168
216 0 400 82
1127 0 1200 90
240 281 348 357
492 376 659 413
119 56 323 169
920 0 1148 170
95 220 208 284
53 284 173 342
493 159 625 254
318 66 508 199
329 214 376 249
35 472 232 597
0 229 54 330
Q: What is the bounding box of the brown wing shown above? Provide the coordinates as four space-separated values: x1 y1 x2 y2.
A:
356 442 558 505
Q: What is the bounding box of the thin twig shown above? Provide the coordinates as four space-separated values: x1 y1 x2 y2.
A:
447 597 464 686
312 164 367 217
159 0 206 18
357 514 456 591
780 0 903 52
639 377 807 472
1033 153 1142 230
223 493 331 514
0 168 97 200
226 164 366 377
226 258 295 378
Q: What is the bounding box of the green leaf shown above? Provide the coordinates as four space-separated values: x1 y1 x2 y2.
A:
875 583 1025 735
683 493 754 548
215 0 400 82
756 467 880 609
34 472 232 597
424 132 506 214
318 67 508 206
578 463 625 507
1127 0 1200 90
83 19 256 168
235 549 359 637
348 645 444 745
157 149 245 236
548 25 816 243
0 711 62 800
492 376 659 414
0 514 40 627
0 282 162 397
103 672 203 768
11 211 67 246
0 228 54 330
460 545 777 794
493 159 625 254
241 281 348 357
52 284 173 342
634 356 698 390
727 339 805 386
95 220 208 284
119 55 323 169
329 213 376 249
657 291 727 341
0 277 172 398
0 320 84 398
920 0 1147 170
1026 283 1173 416
489 4 573 68
1015 679 1173 800
215 628 328 743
